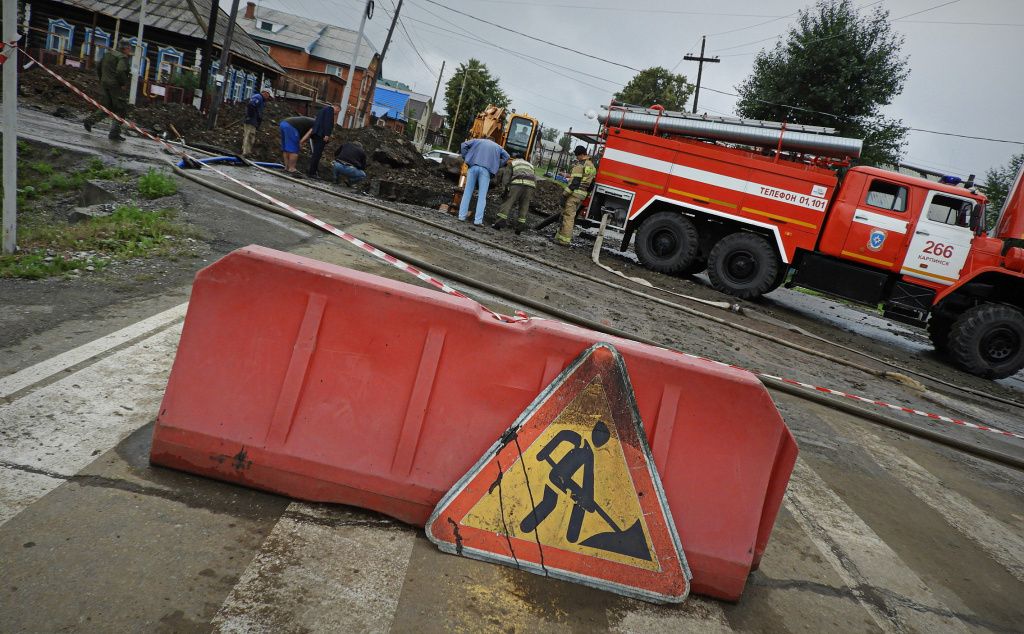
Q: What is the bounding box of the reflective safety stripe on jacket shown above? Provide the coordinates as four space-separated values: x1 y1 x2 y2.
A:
566 159 597 196
509 158 536 188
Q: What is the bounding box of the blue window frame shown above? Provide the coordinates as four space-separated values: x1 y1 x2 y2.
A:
46 19 75 52
126 37 149 79
156 46 184 82
243 73 256 100
232 70 246 100
83 27 110 61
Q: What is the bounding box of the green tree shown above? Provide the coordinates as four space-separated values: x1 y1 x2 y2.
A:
558 132 572 152
443 59 509 144
614 67 694 112
984 151 1024 223
734 0 909 166
541 127 561 142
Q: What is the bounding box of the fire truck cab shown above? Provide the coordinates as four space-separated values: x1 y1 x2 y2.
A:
583 104 1024 379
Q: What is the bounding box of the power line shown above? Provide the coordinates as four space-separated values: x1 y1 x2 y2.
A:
907 128 1024 145
453 1 786 18
708 0 886 55
900 20 1024 27
418 0 643 72
708 13 797 38
404 0 1017 146
701 86 1024 145
406 14 613 93
403 5 620 91
671 35 704 73
891 0 962 21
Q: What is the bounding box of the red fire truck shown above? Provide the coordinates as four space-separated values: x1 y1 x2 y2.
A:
583 104 1024 379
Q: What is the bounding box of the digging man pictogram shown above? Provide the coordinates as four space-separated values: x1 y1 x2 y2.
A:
519 419 652 561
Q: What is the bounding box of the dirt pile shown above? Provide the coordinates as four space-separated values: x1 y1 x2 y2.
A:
18 64 103 115
16 62 566 213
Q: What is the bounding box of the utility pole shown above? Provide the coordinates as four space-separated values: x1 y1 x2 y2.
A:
2 0 18 253
128 0 147 105
446 64 475 152
421 59 444 148
206 0 241 128
356 0 401 127
197 0 219 108
377 0 401 80
683 35 719 114
339 0 372 127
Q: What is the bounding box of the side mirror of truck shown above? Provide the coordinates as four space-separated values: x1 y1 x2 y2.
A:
970 203 986 235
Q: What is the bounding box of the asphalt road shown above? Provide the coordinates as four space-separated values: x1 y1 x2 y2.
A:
2 110 1024 632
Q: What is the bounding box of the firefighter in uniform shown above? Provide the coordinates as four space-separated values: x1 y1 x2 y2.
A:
83 39 133 141
555 145 597 246
492 152 536 234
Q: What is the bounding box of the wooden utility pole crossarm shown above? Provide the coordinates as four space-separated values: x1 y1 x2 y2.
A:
683 36 720 114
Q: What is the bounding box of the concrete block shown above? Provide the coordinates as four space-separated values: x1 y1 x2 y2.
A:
68 204 112 224
79 180 118 206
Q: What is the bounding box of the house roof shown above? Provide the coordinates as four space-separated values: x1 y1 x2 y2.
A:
372 86 409 121
56 0 284 74
375 80 429 103
239 6 377 69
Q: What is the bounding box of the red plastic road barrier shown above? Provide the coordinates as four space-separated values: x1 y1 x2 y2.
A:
151 245 798 601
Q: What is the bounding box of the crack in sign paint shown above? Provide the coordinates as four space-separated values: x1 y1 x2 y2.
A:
447 517 464 555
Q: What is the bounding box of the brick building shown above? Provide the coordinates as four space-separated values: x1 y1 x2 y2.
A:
238 2 379 126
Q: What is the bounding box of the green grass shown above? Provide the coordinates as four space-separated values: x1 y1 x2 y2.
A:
0 205 193 279
15 158 129 207
137 168 178 199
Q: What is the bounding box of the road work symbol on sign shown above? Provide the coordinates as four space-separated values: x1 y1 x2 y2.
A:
426 343 690 604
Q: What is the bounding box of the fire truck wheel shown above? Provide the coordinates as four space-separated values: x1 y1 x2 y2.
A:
927 315 953 354
635 212 699 275
707 232 780 299
948 303 1024 379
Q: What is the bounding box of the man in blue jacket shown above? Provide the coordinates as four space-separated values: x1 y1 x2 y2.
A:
306 104 337 177
241 89 271 158
458 138 509 225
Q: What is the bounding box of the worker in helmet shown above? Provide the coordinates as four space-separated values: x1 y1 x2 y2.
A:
555 145 597 246
82 38 134 141
492 152 536 234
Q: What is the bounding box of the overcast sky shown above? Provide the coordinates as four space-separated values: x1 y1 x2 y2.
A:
248 0 1024 180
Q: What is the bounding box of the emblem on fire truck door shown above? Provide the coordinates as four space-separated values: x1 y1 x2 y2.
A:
868 229 887 252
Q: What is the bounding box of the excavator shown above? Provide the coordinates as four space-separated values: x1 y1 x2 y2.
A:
443 105 540 211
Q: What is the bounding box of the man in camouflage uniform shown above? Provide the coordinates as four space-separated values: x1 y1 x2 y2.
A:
492 152 536 234
555 145 597 246
83 39 133 141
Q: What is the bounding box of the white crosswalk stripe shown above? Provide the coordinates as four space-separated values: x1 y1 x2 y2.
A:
0 324 181 526
857 431 1024 584
785 459 972 633
212 502 417 634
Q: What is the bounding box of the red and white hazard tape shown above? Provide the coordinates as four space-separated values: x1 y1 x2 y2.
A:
0 35 21 66
683 352 1024 442
18 47 524 324
22 49 1023 444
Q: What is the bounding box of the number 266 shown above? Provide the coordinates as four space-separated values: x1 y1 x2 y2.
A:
924 241 954 258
